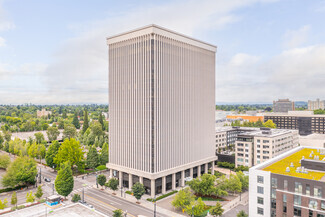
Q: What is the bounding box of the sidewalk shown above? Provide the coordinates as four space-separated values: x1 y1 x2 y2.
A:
99 186 184 217
222 191 249 213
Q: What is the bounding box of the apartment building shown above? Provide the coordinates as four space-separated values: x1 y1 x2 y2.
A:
215 126 257 154
107 25 217 197
273 99 295 113
265 111 325 135
308 99 325 110
250 147 325 217
235 128 298 167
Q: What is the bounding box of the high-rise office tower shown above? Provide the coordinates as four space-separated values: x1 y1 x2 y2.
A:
107 25 217 197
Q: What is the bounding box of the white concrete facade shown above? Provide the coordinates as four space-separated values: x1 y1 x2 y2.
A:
107 25 217 197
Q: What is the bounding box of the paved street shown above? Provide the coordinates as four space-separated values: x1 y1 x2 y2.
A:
221 204 248 217
85 188 169 217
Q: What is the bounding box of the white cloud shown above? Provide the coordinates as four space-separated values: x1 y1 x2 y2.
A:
216 45 325 103
39 0 276 104
283 25 311 49
0 36 5 46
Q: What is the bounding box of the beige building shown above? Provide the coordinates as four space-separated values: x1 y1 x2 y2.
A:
308 98 325 110
215 128 227 153
37 108 52 118
235 128 299 167
107 25 217 197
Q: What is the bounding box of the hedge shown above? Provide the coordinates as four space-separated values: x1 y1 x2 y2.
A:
96 165 107 171
0 185 27 194
147 190 178 202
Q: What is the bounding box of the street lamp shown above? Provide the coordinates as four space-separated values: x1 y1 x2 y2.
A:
121 186 123 197
154 194 156 217
15 191 18 209
192 205 194 217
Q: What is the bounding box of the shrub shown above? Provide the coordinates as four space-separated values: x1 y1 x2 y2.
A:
0 198 8 209
147 190 178 202
217 162 235 169
96 165 107 171
234 165 249 172
72 194 81 202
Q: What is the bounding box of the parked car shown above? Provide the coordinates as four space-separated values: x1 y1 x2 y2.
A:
45 178 51 182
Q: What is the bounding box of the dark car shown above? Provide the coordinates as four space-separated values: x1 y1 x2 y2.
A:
45 178 51 182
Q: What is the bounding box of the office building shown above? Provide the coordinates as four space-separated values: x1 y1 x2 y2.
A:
235 128 298 167
250 146 325 217
273 99 295 113
265 111 325 135
107 25 217 197
308 99 325 110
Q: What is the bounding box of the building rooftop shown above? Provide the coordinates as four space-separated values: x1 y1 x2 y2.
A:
106 24 217 52
299 133 325 140
238 128 297 138
261 147 325 181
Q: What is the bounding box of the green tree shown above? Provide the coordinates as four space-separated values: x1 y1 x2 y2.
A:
11 192 17 206
187 173 216 196
58 120 64 129
97 174 107 188
0 154 11 169
90 122 103 137
72 112 80 129
46 126 60 142
237 210 248 217
263 119 277 128
82 109 89 134
132 182 145 201
45 141 60 168
34 132 45 144
225 174 242 195
62 110 67 119
0 198 8 209
86 145 99 169
55 161 74 198
26 191 35 202
100 143 109 165
2 156 37 187
98 113 104 130
171 187 195 210
28 142 46 163
185 197 205 216
3 131 12 142
0 132 4 149
35 186 43 200
63 124 77 140
236 171 249 191
107 178 119 191
71 194 81 202
210 202 224 217
54 138 84 168
113 209 123 217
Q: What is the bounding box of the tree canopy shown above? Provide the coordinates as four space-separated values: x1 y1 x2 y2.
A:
54 138 84 168
2 156 37 187
55 161 74 198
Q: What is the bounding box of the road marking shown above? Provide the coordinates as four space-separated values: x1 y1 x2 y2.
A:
85 194 136 217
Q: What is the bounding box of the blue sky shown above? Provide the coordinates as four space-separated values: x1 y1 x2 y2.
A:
0 0 325 104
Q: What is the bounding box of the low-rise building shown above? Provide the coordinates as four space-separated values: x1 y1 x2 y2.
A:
265 111 325 136
249 146 325 217
235 128 298 167
37 108 52 118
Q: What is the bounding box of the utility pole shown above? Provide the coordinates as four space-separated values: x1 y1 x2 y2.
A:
52 183 54 195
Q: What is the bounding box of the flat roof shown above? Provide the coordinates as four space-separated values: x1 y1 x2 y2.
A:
261 147 325 180
299 134 325 140
238 128 297 138
265 113 325 118
106 24 217 52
